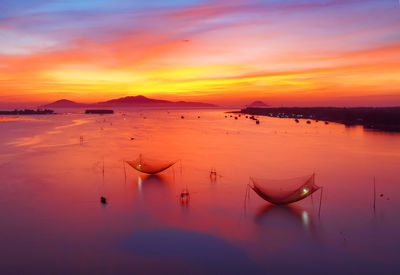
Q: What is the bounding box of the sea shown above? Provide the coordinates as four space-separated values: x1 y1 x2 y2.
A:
0 109 399 274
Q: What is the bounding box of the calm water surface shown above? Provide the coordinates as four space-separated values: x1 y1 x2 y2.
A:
0 109 399 274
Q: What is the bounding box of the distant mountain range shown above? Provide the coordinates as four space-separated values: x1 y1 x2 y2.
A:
41 99 91 108
40 95 218 109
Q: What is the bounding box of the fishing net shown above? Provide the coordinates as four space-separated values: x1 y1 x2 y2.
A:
249 174 320 205
126 154 176 174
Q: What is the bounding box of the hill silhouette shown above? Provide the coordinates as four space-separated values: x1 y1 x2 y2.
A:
40 95 218 108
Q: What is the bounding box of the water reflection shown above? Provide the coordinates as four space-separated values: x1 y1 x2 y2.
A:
121 228 264 274
135 174 170 201
139 174 168 187
137 176 142 192
132 174 174 226
255 204 318 237
1 109 399 274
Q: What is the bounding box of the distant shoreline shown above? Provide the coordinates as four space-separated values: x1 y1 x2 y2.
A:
85 109 114 114
236 107 400 132
0 109 54 115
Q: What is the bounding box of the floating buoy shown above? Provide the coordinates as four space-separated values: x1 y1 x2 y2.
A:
181 116 184 119
295 119 299 123
306 120 311 124
325 121 329 125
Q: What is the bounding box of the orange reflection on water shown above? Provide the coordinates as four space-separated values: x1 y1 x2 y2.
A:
0 110 399 273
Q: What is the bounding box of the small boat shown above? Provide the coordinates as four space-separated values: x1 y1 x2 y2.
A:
100 196 107 204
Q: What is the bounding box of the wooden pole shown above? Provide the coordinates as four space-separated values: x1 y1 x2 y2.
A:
244 182 250 211
123 160 127 184
318 187 323 218
102 158 105 180
373 177 376 212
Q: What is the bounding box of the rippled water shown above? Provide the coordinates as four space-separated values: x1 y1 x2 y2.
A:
0 109 399 274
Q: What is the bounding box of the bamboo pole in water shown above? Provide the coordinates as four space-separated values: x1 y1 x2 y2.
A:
318 187 323 218
123 160 127 184
102 157 105 182
373 177 376 212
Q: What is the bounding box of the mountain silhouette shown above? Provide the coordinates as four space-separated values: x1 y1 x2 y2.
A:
40 95 218 108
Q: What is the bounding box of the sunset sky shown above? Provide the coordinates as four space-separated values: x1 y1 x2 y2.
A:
1 0 400 107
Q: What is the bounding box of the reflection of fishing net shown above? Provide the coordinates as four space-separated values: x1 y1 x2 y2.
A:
249 174 320 205
126 154 176 174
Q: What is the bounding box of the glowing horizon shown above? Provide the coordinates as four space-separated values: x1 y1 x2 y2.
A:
1 0 400 107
